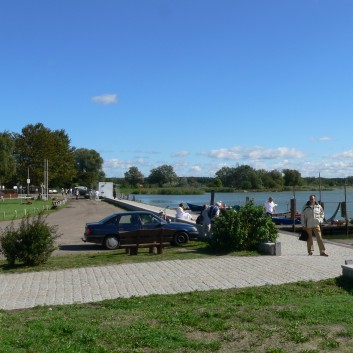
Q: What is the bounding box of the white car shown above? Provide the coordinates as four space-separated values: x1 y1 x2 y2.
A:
48 189 58 194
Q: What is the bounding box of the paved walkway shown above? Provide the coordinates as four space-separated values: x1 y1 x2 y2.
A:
1 231 353 311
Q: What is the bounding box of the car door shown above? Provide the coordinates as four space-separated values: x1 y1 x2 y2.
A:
139 214 172 242
117 214 141 245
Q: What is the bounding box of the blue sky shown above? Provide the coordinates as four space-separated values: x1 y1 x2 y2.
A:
1 0 353 179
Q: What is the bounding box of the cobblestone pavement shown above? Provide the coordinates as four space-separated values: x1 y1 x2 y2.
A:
1 231 352 310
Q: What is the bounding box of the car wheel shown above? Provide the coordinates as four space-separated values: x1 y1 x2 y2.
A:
173 231 189 246
104 235 120 250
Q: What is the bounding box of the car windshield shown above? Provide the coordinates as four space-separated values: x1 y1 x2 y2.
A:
140 214 165 225
99 214 119 223
119 214 140 225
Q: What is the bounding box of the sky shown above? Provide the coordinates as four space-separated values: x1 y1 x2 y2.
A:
1 0 353 179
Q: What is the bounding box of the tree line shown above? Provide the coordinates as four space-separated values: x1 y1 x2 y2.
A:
0 123 105 190
110 165 353 191
1 123 352 192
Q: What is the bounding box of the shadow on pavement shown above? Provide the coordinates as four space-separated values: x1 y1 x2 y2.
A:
59 244 105 252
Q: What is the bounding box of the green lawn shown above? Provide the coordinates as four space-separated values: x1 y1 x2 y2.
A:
0 241 258 274
0 278 352 352
0 198 61 221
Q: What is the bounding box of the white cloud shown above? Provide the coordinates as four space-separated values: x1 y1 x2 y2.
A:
171 150 189 157
190 165 202 173
309 136 333 142
208 146 306 160
333 150 353 159
91 94 118 105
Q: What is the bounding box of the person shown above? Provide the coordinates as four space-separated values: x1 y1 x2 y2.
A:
175 203 193 220
208 203 220 220
201 204 211 237
75 189 79 200
265 196 278 217
113 188 117 199
301 194 328 256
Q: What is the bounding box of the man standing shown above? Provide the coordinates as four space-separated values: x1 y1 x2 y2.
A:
301 194 328 256
265 196 277 217
201 204 211 238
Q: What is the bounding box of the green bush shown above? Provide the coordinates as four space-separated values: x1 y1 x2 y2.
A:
0 213 60 266
208 202 278 252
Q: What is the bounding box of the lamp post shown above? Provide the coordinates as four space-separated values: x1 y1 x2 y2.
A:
27 168 30 196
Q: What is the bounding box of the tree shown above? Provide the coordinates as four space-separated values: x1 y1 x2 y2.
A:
147 165 178 187
14 123 76 188
258 169 284 189
283 169 302 186
74 148 105 188
215 166 236 187
215 165 260 189
0 131 16 185
124 167 144 187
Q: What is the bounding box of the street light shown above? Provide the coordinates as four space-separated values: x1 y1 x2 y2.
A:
27 168 30 196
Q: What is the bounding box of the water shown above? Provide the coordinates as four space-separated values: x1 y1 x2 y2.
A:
133 189 353 220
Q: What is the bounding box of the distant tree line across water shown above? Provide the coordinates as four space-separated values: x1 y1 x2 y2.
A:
1 123 352 193
108 165 353 194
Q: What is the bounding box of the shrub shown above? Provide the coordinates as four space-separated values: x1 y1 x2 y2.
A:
208 202 278 253
0 212 60 266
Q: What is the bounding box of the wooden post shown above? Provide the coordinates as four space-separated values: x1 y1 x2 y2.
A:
290 198 296 232
344 182 349 238
210 190 215 205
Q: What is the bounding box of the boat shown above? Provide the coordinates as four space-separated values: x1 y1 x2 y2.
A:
186 203 204 212
272 217 301 225
273 211 301 218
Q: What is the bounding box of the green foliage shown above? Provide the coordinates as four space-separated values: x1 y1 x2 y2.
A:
13 123 76 187
0 131 16 184
283 168 302 186
124 166 144 187
129 187 205 195
147 164 178 187
0 212 60 266
216 165 271 189
208 202 278 252
74 148 105 188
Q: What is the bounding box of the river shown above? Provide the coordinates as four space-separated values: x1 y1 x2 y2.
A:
132 189 353 220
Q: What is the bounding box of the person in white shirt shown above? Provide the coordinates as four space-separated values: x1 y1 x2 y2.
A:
265 197 277 217
175 203 192 220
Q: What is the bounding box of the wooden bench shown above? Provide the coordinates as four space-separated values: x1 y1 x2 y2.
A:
52 200 61 209
51 198 67 209
119 232 174 255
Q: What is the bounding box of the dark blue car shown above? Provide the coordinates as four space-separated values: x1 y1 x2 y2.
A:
82 211 200 250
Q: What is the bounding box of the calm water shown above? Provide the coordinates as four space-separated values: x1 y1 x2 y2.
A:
133 189 353 219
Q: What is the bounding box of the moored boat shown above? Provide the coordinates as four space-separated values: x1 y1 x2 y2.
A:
272 217 301 225
186 203 204 212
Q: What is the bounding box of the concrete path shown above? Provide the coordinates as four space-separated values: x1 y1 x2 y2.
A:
1 230 353 310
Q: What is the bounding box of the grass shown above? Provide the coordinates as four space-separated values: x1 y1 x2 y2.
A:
0 278 353 352
0 241 259 274
0 198 61 221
